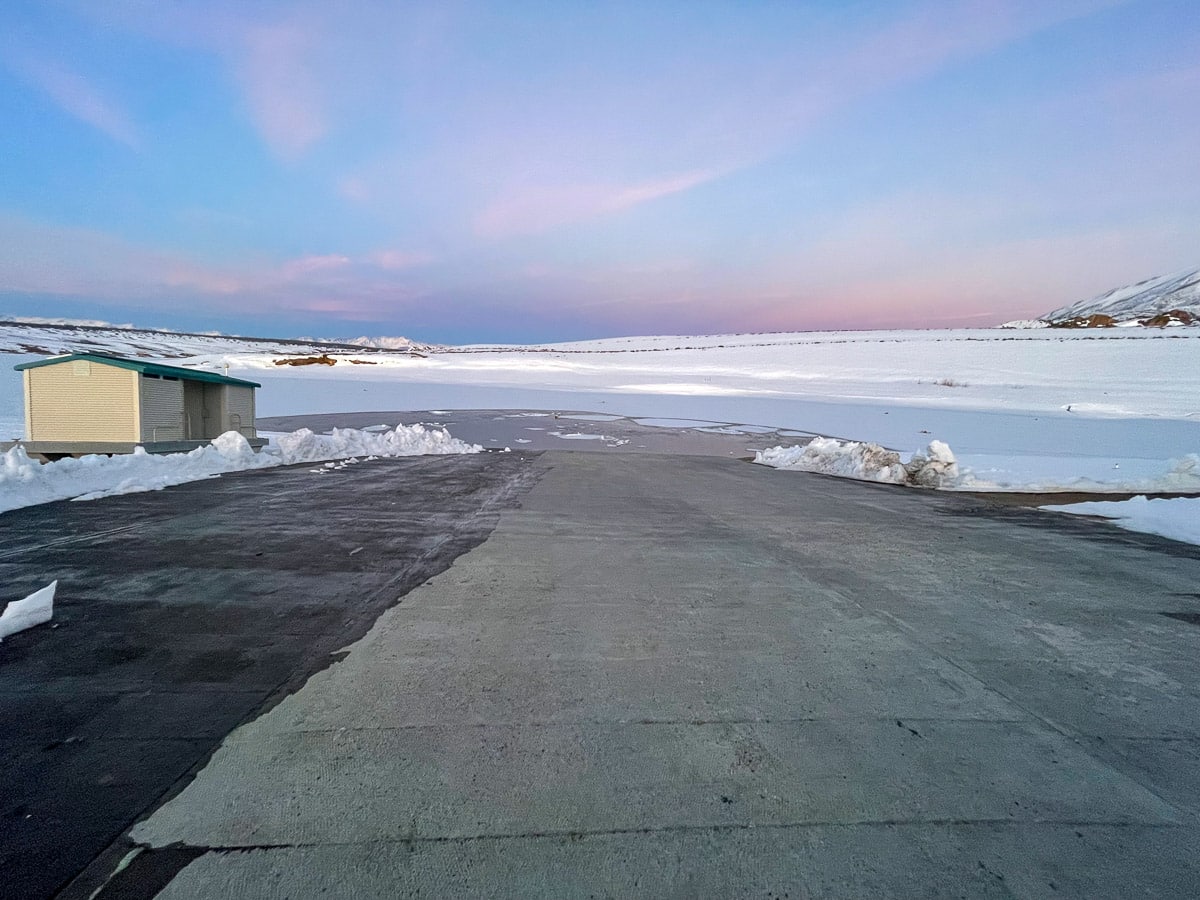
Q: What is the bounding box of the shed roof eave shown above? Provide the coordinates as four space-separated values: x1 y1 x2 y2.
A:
13 353 261 388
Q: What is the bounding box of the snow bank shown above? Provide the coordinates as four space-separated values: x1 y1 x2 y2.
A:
754 438 959 488
0 581 56 641
757 438 1200 495
270 425 478 463
0 425 480 513
1042 496 1200 546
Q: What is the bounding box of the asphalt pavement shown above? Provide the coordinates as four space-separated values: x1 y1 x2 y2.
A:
4 445 1200 898
128 452 1200 897
0 450 540 899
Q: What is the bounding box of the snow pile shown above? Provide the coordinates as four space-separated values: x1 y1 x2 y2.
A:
755 438 960 489
904 440 961 487
1042 496 1200 546
0 581 56 641
270 425 476 463
0 425 481 513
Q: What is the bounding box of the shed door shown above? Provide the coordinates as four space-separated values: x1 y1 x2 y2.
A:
183 381 206 439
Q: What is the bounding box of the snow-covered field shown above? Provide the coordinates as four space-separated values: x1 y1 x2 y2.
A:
2 325 1198 542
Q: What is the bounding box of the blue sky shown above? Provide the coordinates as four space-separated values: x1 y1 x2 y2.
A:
0 0 1196 343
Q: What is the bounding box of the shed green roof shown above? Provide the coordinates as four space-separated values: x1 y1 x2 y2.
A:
13 353 261 388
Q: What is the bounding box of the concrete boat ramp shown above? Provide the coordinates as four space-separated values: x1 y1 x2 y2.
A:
2 419 1199 898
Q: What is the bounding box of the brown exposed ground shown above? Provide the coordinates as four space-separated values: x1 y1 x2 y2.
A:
273 354 337 366
1050 313 1117 328
1140 309 1195 327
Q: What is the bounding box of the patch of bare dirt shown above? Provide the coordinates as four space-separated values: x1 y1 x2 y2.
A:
1140 309 1194 327
274 354 338 366
1050 314 1116 328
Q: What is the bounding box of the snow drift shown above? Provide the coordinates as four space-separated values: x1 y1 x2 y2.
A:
0 425 481 513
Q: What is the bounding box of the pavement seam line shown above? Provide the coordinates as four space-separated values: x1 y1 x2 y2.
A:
136 818 1197 855
211 714 1034 739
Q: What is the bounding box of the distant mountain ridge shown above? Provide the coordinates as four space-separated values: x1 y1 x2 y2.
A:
0 320 432 358
326 335 430 351
1042 268 1200 326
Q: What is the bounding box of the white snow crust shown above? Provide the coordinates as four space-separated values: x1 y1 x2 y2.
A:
1042 497 1200 546
0 425 480 513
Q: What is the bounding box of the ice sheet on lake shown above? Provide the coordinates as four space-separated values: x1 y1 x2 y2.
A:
634 417 725 428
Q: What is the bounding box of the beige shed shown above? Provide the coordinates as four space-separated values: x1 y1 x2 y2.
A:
13 352 265 457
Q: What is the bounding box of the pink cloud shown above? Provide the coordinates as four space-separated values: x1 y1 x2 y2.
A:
3 51 140 148
740 220 1194 331
474 169 720 238
0 214 432 322
279 254 352 278
371 249 434 270
338 175 371 203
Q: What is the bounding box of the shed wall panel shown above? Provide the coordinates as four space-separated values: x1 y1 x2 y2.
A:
223 386 257 436
26 363 138 441
23 371 32 441
139 376 185 441
182 381 206 440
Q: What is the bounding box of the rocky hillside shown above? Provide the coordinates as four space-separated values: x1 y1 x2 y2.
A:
1042 268 1200 327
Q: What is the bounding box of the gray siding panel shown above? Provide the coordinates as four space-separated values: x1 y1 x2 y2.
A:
139 376 185 441
224 386 256 436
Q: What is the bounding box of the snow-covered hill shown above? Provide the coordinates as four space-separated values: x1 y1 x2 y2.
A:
333 335 430 351
0 320 432 358
1042 268 1200 326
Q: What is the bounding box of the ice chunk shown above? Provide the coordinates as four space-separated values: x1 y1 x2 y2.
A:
0 581 56 641
904 440 959 488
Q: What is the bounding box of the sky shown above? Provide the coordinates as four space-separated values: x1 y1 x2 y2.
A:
0 0 1197 344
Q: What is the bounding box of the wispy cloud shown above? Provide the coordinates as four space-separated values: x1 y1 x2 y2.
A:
474 169 721 238
279 254 352 278
3 50 140 148
371 249 435 270
77 3 331 160
229 18 327 160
